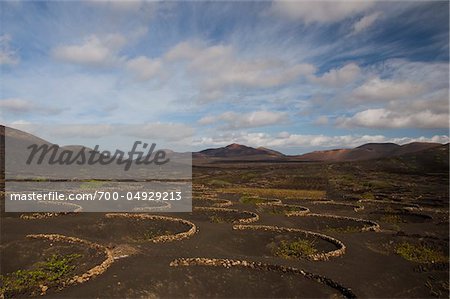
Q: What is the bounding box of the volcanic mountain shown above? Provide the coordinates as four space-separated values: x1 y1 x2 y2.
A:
1 125 446 163
297 142 443 162
194 143 284 159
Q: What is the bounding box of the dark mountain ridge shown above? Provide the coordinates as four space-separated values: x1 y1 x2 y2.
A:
1 125 446 163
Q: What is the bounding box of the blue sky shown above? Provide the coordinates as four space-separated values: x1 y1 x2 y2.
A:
0 1 449 154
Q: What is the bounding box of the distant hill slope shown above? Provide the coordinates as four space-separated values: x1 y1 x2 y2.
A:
297 142 443 162
195 143 284 159
353 143 449 174
1 125 51 146
1 126 446 165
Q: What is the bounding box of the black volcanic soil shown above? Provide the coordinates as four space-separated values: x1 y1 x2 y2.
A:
192 198 229 207
369 210 433 224
1 158 449 298
45 256 343 299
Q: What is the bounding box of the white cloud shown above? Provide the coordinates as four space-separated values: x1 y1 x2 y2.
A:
0 98 62 115
351 12 382 35
336 108 449 129
0 98 34 113
193 131 449 152
46 124 116 139
126 56 163 81
326 60 449 130
0 34 19 65
351 77 424 102
52 34 127 67
311 63 361 87
166 41 316 101
270 0 375 24
121 123 195 141
17 123 194 142
199 110 288 129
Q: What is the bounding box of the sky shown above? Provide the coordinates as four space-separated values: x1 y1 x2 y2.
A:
0 0 449 154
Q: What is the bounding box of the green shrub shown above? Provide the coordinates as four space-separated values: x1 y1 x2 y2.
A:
240 196 265 205
208 179 231 187
395 242 448 263
0 253 82 297
274 239 318 259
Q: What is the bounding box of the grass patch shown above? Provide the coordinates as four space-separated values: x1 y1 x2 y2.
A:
79 180 104 190
360 192 375 200
0 253 82 297
367 180 392 189
273 239 318 259
239 196 266 205
380 214 403 224
221 187 326 200
395 242 448 263
325 226 362 233
259 205 303 215
137 229 172 241
208 179 232 187
209 215 227 223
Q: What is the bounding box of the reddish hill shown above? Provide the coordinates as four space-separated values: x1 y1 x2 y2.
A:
195 143 284 159
297 142 443 162
1 126 445 164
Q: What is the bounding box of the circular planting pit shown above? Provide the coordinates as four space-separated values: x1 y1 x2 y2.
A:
0 235 112 298
230 225 345 261
191 207 259 224
217 192 241 202
18 201 83 220
65 214 196 244
369 210 432 224
131 201 171 212
367 233 449 265
168 258 355 298
256 203 310 216
286 213 380 233
359 199 420 209
281 199 363 213
239 196 281 205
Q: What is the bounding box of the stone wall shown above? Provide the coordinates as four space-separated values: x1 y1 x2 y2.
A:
286 212 381 232
169 257 356 298
105 213 197 243
193 207 259 224
26 234 114 289
255 202 310 216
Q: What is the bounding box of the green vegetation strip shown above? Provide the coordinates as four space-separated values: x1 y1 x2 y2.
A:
395 242 448 263
220 187 327 200
358 199 420 209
